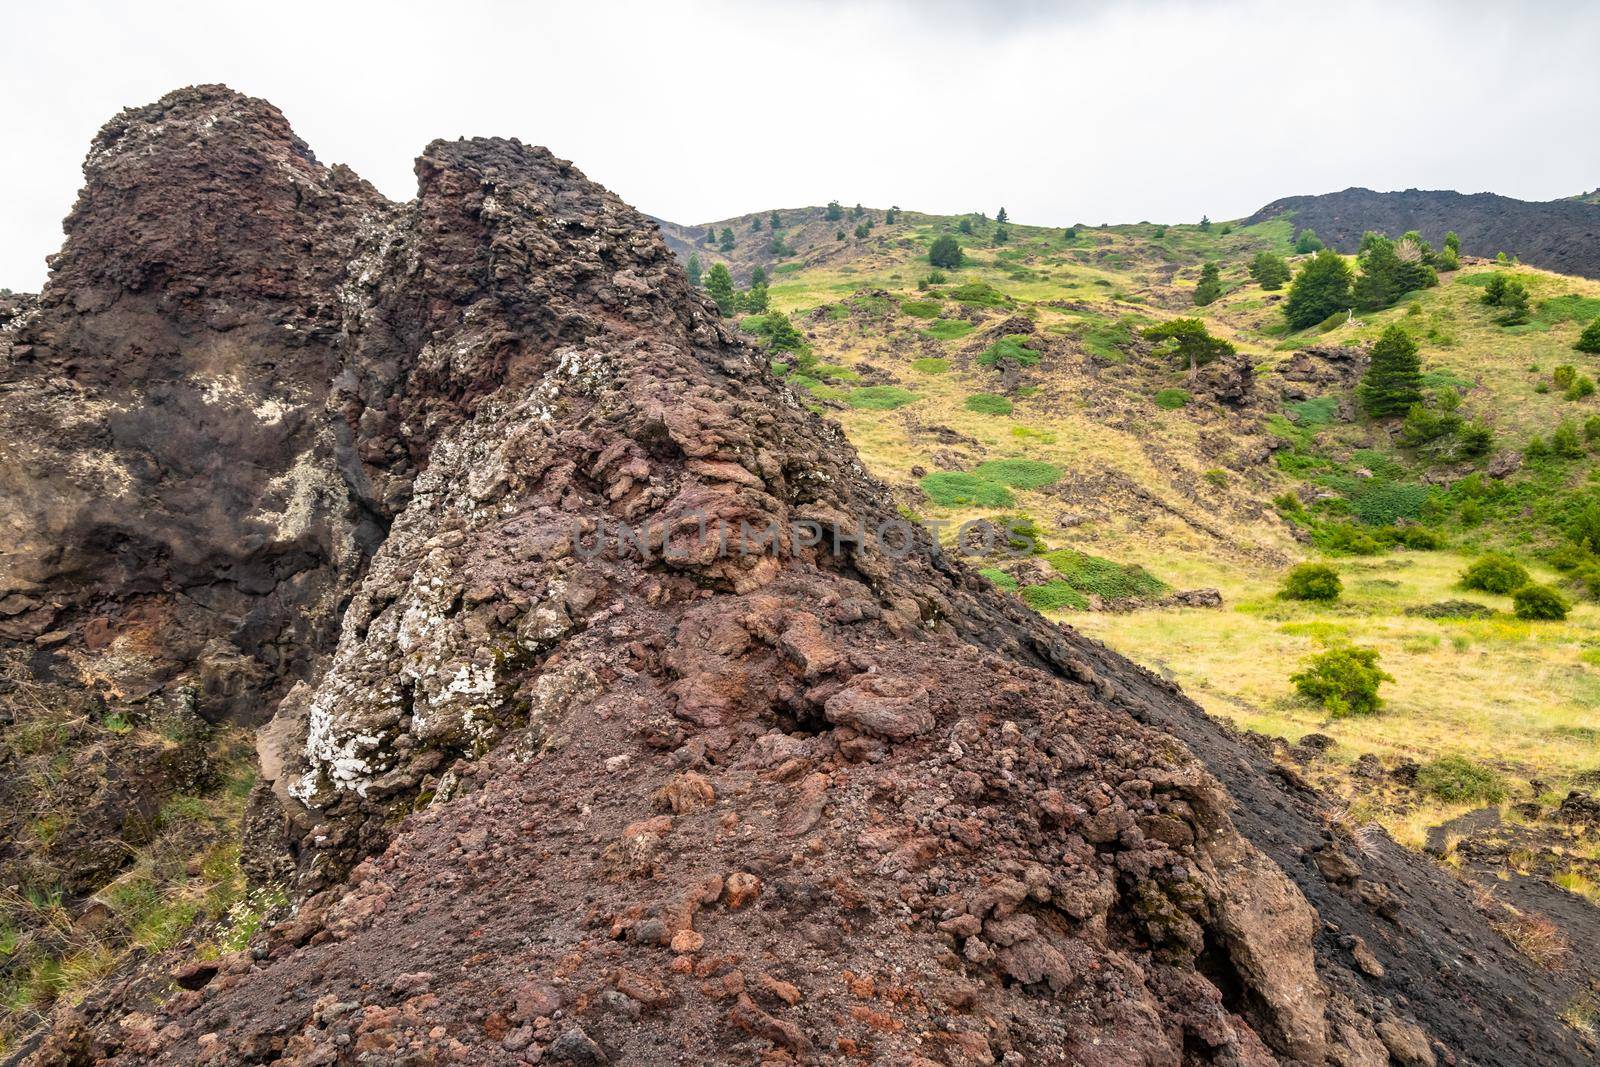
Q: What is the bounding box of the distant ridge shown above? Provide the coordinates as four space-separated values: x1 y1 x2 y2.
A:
1247 187 1600 279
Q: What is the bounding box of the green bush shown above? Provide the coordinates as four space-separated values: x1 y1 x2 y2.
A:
1576 318 1600 354
978 567 1018 590
920 472 1014 507
1040 549 1168 600
1290 645 1392 717
973 459 1062 489
948 282 1011 308
1512 583 1569 620
1021 580 1089 612
1285 249 1355 330
928 234 963 269
1416 755 1505 803
1154 388 1190 410
965 393 1014 415
847 386 917 410
1460 552 1529 594
978 336 1040 367
1281 563 1342 601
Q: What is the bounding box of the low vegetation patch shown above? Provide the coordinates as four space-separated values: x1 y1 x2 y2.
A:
1153 388 1189 410
1461 553 1529 594
910 357 950 374
965 393 1014 415
1290 645 1391 717
1512 583 1569 621
1041 549 1168 601
1404 599 1493 619
978 336 1040 368
847 385 917 410
900 299 942 318
922 319 975 341
1416 755 1506 803
1280 563 1342 601
1021 580 1090 612
948 282 1011 308
972 459 1062 489
920 472 1014 508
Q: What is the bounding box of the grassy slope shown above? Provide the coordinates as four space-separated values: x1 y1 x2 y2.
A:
693 204 1600 866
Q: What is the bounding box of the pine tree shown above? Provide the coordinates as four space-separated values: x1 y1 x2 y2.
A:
1358 325 1424 417
718 228 735 252
743 283 769 312
885 205 899 224
958 218 973 235
1249 251 1291 290
929 234 964 269
1576 318 1600 354
750 265 768 287
1143 318 1236 376
1198 215 1212 232
686 253 702 288
1284 249 1354 329
702 226 715 245
1353 232 1436 310
851 202 865 219
825 201 844 221
993 224 1009 245
1294 228 1324 254
705 263 736 315
750 215 763 231
996 207 1009 224
1444 231 1461 257
770 210 782 229
1193 262 1222 306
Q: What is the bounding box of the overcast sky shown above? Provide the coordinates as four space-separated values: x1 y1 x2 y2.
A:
3 0 1598 291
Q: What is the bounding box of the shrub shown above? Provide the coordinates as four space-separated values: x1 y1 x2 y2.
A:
920 472 1014 507
1457 421 1493 458
1567 375 1595 400
1041 549 1168 600
1554 365 1577 390
978 567 1018 590
1294 228 1324 254
847 386 917 410
1554 420 1585 458
1249 251 1292 290
948 282 1010 307
1576 318 1600 354
978 336 1040 367
928 235 964 269
1154 388 1190 410
973 459 1062 489
965 393 1014 415
1461 552 1529 594
1021 580 1089 612
1404 599 1493 619
1416 755 1505 803
1290 645 1392 717
1281 563 1342 601
1513 583 1569 621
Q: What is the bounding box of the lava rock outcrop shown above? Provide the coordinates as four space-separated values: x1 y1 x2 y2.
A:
6 88 1595 1066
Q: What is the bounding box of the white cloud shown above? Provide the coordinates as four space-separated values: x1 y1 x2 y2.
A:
2 0 1597 291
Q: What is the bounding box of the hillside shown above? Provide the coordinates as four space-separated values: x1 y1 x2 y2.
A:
654 199 1600 1022
5 87 1598 1066
1246 187 1600 279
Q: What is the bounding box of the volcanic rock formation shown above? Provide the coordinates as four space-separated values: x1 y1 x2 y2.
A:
5 88 1595 1066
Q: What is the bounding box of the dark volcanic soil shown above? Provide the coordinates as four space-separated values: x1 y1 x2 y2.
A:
1248 187 1600 279
6 88 1599 1066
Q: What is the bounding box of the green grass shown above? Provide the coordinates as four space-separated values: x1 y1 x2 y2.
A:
1154 388 1190 410
1022 580 1090 612
979 567 1019 590
978 336 1040 367
920 472 1014 508
965 393 1014 415
1287 396 1340 425
948 282 1012 308
1042 549 1169 600
901 299 942 318
847 386 917 410
972 458 1062 488
922 320 975 341
911 357 950 374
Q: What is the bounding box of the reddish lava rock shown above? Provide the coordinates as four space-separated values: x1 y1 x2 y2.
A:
7 86 1597 1067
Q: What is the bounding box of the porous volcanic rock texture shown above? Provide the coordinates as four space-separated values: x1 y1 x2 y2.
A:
10 88 1596 1066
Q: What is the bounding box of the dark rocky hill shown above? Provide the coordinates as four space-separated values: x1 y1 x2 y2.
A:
5 88 1596 1066
1248 187 1600 278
